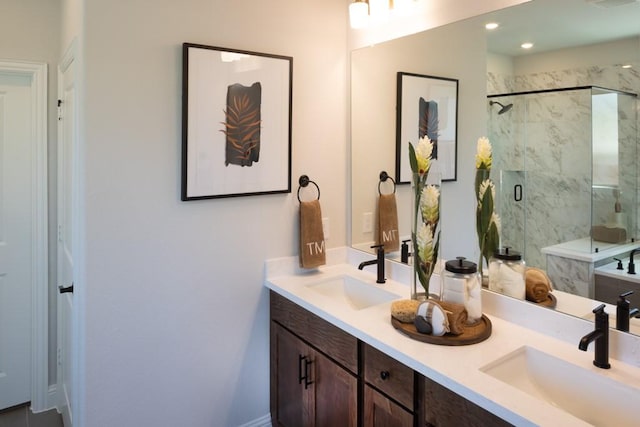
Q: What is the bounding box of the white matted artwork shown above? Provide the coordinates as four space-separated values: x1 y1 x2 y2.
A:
395 72 458 183
182 43 292 200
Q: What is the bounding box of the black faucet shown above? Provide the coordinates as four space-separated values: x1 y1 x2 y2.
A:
613 257 624 270
616 291 640 332
358 244 386 284
627 248 640 274
579 304 611 369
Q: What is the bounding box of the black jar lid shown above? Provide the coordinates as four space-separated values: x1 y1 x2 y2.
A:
493 247 522 261
445 257 477 274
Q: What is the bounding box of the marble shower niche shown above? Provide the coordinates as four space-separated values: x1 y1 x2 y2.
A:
488 86 638 298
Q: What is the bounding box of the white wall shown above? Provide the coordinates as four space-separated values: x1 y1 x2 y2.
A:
81 0 347 425
0 0 61 387
60 0 81 54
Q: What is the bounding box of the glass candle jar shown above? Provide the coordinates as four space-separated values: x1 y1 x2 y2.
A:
442 257 482 323
488 247 526 300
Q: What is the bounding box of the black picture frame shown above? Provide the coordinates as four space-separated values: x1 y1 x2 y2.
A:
395 72 458 183
181 43 293 200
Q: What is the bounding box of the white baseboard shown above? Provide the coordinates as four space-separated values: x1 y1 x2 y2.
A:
47 384 58 411
29 384 58 414
237 413 271 427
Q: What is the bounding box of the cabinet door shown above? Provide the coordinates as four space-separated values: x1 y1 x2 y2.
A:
271 322 357 427
423 376 512 427
364 385 413 427
312 349 358 427
271 323 308 427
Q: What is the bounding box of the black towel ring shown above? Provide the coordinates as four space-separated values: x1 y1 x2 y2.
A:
378 171 396 195
297 175 320 202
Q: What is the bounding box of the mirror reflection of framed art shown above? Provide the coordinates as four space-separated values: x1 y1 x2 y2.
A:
396 72 458 183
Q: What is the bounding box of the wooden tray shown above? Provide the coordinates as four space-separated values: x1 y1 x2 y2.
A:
391 315 492 346
531 292 557 308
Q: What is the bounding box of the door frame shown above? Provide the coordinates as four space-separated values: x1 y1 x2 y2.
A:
0 60 49 411
56 40 80 427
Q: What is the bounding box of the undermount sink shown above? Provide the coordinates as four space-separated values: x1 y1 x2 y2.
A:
481 346 640 426
305 274 400 310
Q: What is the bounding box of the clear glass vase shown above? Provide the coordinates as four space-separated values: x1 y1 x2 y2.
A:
411 169 442 301
475 168 497 278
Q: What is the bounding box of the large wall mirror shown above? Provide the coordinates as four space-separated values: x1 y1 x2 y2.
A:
351 0 640 333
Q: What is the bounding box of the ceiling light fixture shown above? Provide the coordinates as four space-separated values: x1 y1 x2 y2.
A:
521 42 534 49
485 22 499 30
393 0 413 12
621 64 633 69
368 0 390 21
369 0 389 17
350 0 416 29
349 0 369 29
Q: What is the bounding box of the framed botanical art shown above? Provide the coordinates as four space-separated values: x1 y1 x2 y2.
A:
395 72 458 183
182 43 293 200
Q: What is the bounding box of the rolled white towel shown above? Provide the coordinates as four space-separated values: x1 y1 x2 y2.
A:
496 264 525 300
442 277 466 304
465 277 483 322
488 261 501 292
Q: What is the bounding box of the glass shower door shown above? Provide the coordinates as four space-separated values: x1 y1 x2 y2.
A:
497 170 527 260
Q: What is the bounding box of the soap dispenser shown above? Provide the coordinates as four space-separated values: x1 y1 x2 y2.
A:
401 239 411 264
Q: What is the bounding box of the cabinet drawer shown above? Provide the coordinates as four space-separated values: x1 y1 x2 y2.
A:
270 291 358 374
364 344 414 410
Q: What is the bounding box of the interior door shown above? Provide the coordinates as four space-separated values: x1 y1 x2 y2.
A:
57 49 77 427
0 72 33 410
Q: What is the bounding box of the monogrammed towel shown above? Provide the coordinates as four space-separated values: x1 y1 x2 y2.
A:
377 193 399 252
299 199 326 268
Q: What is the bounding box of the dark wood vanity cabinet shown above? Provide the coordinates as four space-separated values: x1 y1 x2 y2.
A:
595 274 640 307
270 291 512 427
270 292 358 427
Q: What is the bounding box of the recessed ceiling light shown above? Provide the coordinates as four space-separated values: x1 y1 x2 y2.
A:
621 64 633 69
521 42 534 49
485 22 499 30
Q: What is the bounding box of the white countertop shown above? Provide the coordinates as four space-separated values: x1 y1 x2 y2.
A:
541 238 638 263
264 248 640 427
595 257 640 284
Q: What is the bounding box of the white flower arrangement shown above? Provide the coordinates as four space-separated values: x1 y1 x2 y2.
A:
409 136 440 296
475 137 500 275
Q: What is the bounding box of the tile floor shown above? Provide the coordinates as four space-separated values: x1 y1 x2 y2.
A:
0 404 63 427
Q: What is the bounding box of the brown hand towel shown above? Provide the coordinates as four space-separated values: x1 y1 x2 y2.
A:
592 225 627 244
438 300 468 336
525 267 553 303
299 199 326 269
377 193 399 253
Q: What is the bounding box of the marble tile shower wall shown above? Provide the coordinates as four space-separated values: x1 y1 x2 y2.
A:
487 62 640 95
487 62 640 269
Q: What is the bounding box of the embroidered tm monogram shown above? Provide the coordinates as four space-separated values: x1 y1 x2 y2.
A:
306 241 325 255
